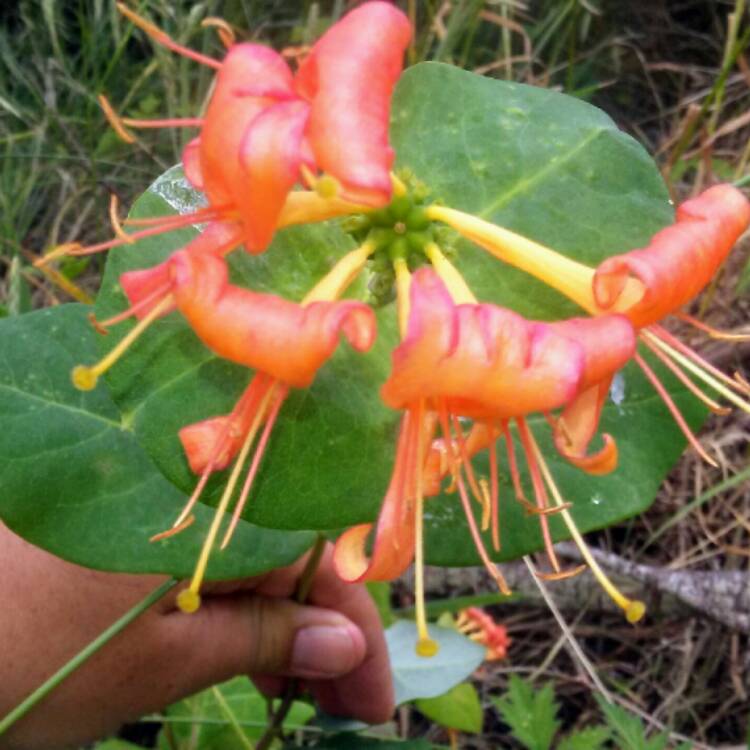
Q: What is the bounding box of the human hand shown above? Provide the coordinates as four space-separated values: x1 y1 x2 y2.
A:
0 522 393 750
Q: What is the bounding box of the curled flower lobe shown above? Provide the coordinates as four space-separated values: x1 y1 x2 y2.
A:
334 408 435 583
295 1 412 207
381 267 586 420
593 184 750 327
550 315 636 474
168 250 376 388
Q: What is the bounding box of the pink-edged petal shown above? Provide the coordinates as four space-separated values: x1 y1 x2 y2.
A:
294 2 411 206
547 315 635 475
593 184 750 328
333 411 420 582
237 99 310 251
381 268 585 420
179 374 276 474
119 221 244 319
168 250 376 388
199 43 295 210
553 379 619 475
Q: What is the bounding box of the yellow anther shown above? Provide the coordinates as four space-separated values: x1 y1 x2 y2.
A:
626 600 646 624
527 429 647 626
73 296 173 389
71 365 98 391
315 174 340 200
201 17 235 48
416 637 440 658
176 588 201 614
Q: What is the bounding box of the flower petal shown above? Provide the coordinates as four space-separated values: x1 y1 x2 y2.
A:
547 315 635 475
181 136 204 190
179 374 275 474
381 268 585 419
237 99 310 251
199 43 295 226
593 184 750 327
333 411 420 582
169 250 376 387
120 220 244 319
295 1 411 206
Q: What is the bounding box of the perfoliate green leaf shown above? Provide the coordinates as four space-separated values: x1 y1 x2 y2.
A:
0 305 314 577
385 621 484 705
16 62 707 573
416 682 483 733
492 675 560 750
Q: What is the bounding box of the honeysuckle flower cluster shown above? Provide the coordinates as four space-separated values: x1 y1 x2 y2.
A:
44 2 750 653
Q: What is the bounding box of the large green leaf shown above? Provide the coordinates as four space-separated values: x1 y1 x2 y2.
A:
81 63 706 567
0 305 314 577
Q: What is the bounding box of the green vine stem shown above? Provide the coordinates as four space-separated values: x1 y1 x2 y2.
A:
0 577 178 738
255 534 327 750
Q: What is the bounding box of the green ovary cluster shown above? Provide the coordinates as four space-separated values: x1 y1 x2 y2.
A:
346 177 455 305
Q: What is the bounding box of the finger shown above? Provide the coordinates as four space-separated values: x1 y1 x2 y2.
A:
304 547 395 725
174 594 367 686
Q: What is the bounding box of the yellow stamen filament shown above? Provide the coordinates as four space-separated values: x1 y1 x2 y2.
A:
393 257 411 339
303 240 376 303
528 431 645 624
642 329 750 414
426 205 644 315
201 17 235 48
414 399 439 657
177 384 278 614
109 194 134 244
300 164 317 190
35 242 84 268
676 312 750 341
26 252 93 304
639 334 730 415
424 242 477 304
98 95 136 143
391 172 408 197
71 295 173 391
278 191 369 227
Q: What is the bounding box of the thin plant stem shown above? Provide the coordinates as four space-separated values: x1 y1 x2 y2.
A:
0 577 178 737
255 534 327 750
211 686 254 750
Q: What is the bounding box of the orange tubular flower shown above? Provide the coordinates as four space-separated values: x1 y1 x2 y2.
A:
334 267 640 653
456 607 511 661
49 1 410 358
142 241 379 614
427 184 750 465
